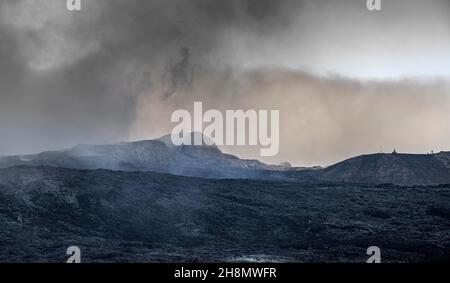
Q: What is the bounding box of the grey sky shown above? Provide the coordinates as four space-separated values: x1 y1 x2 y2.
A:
0 0 449 166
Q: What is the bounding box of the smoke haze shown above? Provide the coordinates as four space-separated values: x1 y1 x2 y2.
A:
0 0 449 166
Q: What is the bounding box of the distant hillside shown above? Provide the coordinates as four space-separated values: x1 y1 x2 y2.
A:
1 135 450 185
317 152 450 186
0 134 296 181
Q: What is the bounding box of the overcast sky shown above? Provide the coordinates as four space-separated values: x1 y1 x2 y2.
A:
0 0 449 166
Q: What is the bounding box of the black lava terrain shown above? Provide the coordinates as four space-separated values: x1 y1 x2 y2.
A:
1 166 449 263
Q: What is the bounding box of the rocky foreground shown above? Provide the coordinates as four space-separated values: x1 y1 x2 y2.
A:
1 166 449 262
2 136 450 186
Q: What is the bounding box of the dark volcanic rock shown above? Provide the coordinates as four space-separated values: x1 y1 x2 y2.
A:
0 166 449 263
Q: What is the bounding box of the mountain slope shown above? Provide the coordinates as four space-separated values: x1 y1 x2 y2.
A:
1 135 450 185
317 152 450 186
0 134 293 180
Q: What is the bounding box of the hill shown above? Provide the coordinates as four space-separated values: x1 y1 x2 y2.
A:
317 152 450 186
1 135 450 185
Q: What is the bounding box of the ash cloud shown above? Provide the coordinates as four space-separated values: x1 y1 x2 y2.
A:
0 0 449 166
0 0 301 155
132 69 450 166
